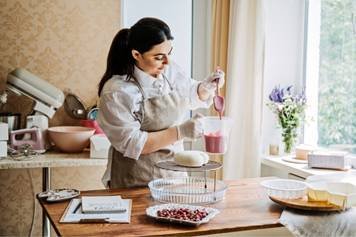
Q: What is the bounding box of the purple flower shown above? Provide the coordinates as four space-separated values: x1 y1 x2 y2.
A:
295 89 307 105
266 85 307 154
268 86 284 103
286 85 293 95
268 85 306 105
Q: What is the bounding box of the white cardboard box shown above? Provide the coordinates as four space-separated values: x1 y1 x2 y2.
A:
0 122 8 141
308 150 349 170
90 134 110 159
0 141 7 157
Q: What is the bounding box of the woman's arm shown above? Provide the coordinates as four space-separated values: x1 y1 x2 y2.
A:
141 127 178 154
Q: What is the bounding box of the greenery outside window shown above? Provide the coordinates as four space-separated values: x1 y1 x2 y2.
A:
304 0 355 153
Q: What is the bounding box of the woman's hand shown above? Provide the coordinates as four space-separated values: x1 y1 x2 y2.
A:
176 114 203 140
198 69 225 100
142 114 204 154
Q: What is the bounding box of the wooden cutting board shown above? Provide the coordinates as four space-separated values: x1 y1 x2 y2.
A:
269 196 342 211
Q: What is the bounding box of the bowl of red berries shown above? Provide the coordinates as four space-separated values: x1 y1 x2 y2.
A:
146 203 219 226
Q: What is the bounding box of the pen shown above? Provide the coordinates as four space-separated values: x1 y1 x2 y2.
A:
73 202 82 213
79 218 110 223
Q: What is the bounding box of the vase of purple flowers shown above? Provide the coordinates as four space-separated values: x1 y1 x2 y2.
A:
267 86 306 153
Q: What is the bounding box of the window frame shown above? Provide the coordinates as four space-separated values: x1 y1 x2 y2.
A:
303 0 321 146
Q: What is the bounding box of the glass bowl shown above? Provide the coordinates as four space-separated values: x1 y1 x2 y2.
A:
148 177 228 204
260 179 307 199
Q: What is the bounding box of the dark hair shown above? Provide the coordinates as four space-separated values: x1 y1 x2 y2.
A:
98 17 174 96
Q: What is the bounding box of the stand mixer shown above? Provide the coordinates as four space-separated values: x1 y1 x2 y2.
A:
6 68 65 152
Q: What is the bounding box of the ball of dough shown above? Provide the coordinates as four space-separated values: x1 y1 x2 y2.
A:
174 151 209 167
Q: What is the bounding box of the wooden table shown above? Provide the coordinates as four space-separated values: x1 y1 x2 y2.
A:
37 177 283 236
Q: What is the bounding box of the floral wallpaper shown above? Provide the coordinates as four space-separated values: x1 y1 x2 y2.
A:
0 0 120 235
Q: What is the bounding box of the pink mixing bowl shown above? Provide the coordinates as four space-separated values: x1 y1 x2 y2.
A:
48 126 95 153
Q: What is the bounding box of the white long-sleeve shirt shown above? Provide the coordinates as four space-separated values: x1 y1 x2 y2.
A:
97 62 212 160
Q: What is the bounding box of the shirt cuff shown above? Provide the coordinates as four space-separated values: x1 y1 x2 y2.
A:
123 131 148 160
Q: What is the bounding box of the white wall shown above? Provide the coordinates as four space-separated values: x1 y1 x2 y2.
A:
192 0 212 81
121 0 192 76
261 0 306 153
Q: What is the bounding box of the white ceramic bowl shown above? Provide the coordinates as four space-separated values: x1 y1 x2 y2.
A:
260 179 307 199
48 126 95 153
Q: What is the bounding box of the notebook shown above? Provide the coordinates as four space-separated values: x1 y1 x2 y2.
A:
60 197 132 223
81 196 127 213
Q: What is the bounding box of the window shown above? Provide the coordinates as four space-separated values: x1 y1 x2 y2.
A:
304 0 355 153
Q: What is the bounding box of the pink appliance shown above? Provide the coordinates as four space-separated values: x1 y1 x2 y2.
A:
10 128 46 153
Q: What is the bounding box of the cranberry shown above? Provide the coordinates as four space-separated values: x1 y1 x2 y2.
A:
157 208 208 222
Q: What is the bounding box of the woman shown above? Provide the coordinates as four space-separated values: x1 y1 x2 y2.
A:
97 17 224 188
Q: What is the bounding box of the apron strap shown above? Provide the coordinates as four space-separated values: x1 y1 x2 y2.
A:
162 74 174 91
130 73 174 99
129 77 147 100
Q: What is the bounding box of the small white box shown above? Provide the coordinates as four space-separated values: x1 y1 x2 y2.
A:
348 155 356 168
0 123 8 141
308 150 349 170
90 134 111 159
0 141 7 157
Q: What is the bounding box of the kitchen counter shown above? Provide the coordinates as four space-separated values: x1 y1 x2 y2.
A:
37 177 283 236
262 155 351 179
0 150 107 169
0 150 107 237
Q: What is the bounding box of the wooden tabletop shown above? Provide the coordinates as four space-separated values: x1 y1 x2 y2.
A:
37 177 283 236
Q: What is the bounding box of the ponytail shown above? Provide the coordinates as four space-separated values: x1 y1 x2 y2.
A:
98 18 174 97
98 28 134 96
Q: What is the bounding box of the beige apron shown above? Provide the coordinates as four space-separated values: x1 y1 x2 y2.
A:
110 75 189 188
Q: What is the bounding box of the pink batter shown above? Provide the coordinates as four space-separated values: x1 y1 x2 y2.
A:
204 132 226 153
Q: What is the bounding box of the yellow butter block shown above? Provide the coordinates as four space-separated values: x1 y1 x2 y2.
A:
307 188 329 202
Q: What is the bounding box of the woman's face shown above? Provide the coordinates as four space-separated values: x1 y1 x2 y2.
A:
132 40 173 78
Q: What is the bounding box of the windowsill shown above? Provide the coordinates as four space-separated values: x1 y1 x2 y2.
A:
261 154 354 179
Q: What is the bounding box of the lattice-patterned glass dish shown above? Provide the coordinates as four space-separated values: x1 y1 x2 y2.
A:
148 177 228 204
260 179 307 199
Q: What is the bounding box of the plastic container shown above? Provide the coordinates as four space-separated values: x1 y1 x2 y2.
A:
306 171 356 208
260 179 307 199
148 177 228 204
80 119 104 134
200 116 233 154
326 182 356 209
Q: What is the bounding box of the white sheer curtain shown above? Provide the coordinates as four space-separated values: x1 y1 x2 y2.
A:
223 0 265 179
